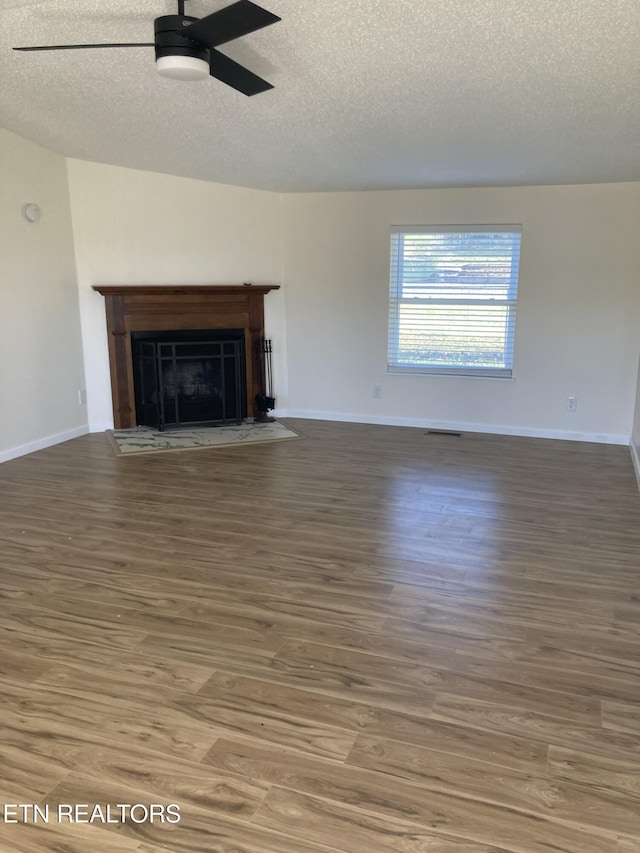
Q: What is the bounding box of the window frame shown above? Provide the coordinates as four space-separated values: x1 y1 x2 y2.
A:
387 224 522 379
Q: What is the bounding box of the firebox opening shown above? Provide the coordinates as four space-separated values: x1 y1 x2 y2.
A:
132 329 246 431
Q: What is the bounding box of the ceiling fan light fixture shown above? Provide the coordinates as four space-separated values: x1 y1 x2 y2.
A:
156 54 209 80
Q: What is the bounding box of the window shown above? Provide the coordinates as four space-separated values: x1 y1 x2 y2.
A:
388 225 522 377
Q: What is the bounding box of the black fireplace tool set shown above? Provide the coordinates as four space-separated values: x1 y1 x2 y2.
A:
255 337 276 422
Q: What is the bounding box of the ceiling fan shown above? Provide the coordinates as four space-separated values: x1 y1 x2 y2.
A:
13 0 281 95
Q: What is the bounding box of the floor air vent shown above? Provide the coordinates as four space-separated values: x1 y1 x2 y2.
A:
425 429 462 437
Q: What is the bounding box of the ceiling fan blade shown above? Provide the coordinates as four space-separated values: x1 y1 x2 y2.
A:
13 43 154 52
209 48 273 96
184 0 280 49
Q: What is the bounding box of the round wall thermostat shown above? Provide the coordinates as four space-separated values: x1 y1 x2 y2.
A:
22 203 41 223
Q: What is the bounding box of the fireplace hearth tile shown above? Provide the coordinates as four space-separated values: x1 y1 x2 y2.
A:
107 420 301 456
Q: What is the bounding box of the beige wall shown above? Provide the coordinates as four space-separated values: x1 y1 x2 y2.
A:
0 128 86 461
281 183 640 442
66 159 285 429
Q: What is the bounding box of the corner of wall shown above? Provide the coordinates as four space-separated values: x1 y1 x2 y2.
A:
630 353 640 491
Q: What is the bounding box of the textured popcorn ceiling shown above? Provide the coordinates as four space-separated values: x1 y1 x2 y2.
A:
1 0 639 191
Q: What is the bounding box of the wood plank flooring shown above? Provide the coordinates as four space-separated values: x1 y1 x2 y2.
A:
0 418 639 853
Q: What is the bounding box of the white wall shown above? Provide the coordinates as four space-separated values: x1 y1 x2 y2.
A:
3 139 638 452
281 183 640 443
631 355 640 486
0 128 87 462
66 160 285 429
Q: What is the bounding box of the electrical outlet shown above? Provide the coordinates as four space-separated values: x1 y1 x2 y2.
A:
567 396 577 412
78 389 87 406
373 385 382 399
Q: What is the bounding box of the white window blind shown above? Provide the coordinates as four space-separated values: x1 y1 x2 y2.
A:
388 225 522 377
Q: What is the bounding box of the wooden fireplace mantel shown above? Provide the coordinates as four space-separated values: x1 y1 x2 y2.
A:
93 284 280 429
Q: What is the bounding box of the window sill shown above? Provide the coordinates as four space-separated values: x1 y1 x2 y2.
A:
387 367 515 380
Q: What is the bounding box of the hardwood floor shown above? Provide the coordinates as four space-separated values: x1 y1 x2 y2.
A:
0 418 638 853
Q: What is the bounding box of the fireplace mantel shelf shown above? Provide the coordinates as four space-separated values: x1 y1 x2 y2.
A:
94 283 280 429
93 284 280 296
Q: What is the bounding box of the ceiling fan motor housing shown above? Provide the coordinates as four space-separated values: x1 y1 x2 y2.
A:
153 15 209 63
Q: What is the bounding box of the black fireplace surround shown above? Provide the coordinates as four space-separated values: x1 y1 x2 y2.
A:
132 328 246 431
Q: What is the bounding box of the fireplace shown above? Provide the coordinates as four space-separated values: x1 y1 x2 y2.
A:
93 285 280 429
132 328 246 430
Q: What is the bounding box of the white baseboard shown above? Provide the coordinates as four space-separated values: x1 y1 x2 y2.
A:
2 414 631 463
631 442 640 490
279 409 629 446
0 424 90 464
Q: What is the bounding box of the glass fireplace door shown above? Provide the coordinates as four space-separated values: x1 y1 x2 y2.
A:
133 332 245 430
